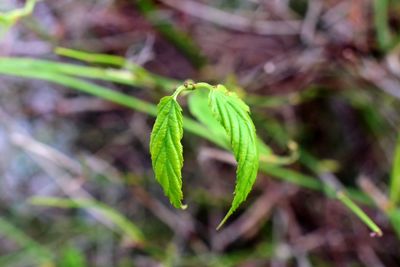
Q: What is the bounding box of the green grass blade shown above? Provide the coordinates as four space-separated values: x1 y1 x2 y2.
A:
299 150 381 234
0 66 158 113
337 192 382 236
0 250 39 267
0 217 54 264
373 0 393 51
55 47 127 67
0 57 178 89
30 197 144 243
388 209 400 237
0 0 39 25
0 57 136 85
390 133 400 205
55 47 179 89
260 165 322 191
0 65 228 148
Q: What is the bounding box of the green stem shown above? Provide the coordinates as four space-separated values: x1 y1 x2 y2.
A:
373 0 392 51
0 57 179 91
172 85 187 100
337 191 382 236
55 47 126 67
390 133 400 206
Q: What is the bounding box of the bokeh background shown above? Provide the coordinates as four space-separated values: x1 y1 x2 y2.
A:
0 0 400 266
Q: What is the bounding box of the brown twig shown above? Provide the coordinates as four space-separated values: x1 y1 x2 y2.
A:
159 0 301 35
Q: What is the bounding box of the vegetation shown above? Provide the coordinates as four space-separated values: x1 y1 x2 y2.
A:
0 0 400 266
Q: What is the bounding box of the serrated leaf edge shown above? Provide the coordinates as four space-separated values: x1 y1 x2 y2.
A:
208 85 259 229
150 96 184 208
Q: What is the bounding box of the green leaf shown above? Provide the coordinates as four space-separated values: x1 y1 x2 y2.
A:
208 85 259 228
188 87 285 165
188 88 229 147
59 245 87 267
390 133 400 205
150 96 184 208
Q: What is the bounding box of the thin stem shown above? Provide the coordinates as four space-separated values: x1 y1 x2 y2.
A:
193 82 215 91
172 81 213 100
390 133 400 206
337 191 383 237
55 47 126 67
172 85 187 100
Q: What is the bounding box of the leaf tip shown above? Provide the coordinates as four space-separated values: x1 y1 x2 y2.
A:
216 210 233 230
171 199 183 209
370 230 383 238
216 221 225 231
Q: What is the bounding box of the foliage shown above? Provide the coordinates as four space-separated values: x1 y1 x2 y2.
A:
208 85 259 228
390 134 400 206
0 53 383 234
0 0 39 34
1 0 400 263
150 82 259 227
150 96 184 209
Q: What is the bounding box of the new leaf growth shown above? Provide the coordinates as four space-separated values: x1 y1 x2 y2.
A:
150 96 184 209
150 82 259 228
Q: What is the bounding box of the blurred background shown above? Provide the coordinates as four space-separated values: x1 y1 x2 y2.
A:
0 0 400 266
